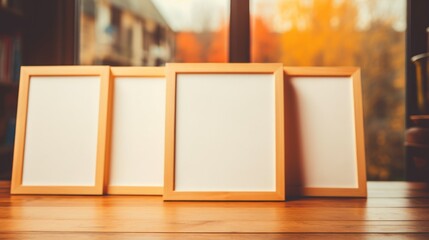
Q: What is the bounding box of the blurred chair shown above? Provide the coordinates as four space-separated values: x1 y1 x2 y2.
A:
412 53 429 114
406 53 429 183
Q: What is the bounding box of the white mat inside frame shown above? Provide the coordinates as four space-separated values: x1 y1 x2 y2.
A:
163 63 285 201
284 67 367 197
106 67 166 195
11 66 110 195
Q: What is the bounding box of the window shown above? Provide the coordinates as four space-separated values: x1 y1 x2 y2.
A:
79 0 407 180
80 0 229 65
251 0 406 180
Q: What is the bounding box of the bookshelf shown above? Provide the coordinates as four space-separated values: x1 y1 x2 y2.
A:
0 1 22 180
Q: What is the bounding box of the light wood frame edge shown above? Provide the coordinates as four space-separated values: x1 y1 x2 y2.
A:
284 66 367 197
10 66 110 195
163 63 285 201
105 67 165 195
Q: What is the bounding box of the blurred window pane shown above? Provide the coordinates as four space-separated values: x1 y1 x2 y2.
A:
80 0 229 66
251 0 406 180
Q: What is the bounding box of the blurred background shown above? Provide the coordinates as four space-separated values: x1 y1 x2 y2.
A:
80 0 405 180
1 0 428 181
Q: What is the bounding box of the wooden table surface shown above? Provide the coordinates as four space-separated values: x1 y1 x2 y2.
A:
1 181 429 239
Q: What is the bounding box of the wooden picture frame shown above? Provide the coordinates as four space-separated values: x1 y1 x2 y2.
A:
11 66 110 195
164 63 285 201
284 67 367 197
106 67 166 195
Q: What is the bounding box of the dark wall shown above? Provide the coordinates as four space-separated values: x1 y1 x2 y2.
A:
22 0 76 65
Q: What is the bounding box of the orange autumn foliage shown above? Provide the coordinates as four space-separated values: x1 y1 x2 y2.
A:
207 26 228 62
251 0 405 180
175 32 203 62
175 26 228 62
251 17 280 63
